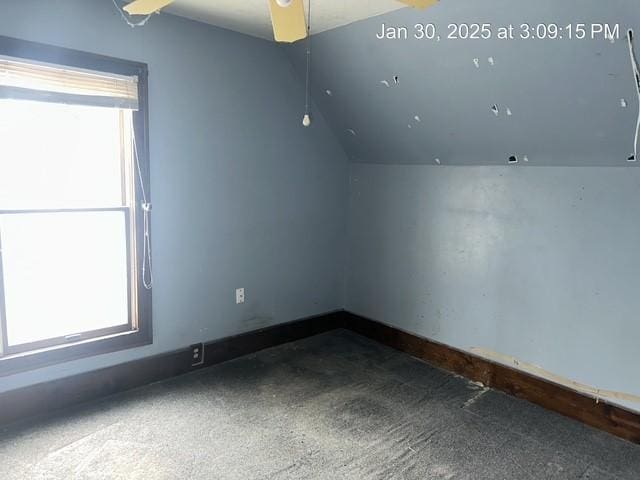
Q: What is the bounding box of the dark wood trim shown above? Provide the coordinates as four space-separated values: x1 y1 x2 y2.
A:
0 311 344 429
344 312 640 444
0 330 152 378
0 35 147 77
4 309 639 446
131 45 152 347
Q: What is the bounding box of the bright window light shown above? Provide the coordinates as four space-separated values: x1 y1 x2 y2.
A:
0 100 123 209
0 99 137 351
1 211 129 346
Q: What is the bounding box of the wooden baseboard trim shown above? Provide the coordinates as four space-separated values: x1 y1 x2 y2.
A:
343 312 640 444
0 310 345 429
4 309 639 445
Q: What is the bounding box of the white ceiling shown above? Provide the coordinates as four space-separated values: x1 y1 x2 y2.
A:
165 0 405 41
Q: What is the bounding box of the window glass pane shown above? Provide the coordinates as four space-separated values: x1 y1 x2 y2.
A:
0 100 123 209
1 211 129 346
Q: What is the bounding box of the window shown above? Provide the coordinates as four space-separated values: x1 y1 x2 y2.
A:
0 36 151 375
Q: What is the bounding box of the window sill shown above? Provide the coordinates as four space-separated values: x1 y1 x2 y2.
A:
0 328 152 377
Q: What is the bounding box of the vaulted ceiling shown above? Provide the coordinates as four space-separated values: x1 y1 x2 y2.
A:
283 0 640 166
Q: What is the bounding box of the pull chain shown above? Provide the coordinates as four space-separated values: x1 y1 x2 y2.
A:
302 0 312 127
131 116 153 290
627 30 640 162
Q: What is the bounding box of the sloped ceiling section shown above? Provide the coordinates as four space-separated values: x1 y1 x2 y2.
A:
284 0 640 166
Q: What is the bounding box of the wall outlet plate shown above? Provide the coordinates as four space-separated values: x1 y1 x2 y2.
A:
236 287 245 304
190 343 204 366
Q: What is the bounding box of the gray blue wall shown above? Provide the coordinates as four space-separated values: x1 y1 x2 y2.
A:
0 0 348 392
347 164 640 412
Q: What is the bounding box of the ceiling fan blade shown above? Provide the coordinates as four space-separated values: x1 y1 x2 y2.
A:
123 0 175 15
397 0 439 8
268 0 307 43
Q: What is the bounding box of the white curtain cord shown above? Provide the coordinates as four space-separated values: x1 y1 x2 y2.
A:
131 116 153 290
627 29 640 162
111 0 153 28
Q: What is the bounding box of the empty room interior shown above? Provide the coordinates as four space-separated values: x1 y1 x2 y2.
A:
2 0 640 478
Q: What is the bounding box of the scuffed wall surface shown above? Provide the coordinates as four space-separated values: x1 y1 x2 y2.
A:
0 0 349 392
285 0 640 166
346 163 640 412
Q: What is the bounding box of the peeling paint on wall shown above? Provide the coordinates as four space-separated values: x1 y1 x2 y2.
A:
470 347 640 404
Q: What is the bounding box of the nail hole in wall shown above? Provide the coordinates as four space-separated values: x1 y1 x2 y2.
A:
508 155 518 164
491 105 499 116
628 154 637 162
393 75 399 85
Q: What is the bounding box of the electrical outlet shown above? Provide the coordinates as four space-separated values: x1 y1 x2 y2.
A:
236 287 245 304
190 343 204 366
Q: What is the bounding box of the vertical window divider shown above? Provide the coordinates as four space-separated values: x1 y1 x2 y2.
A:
0 227 8 356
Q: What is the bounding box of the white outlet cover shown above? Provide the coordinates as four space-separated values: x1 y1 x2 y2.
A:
236 288 245 304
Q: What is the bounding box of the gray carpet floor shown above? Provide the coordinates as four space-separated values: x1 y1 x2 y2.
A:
1 329 639 479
